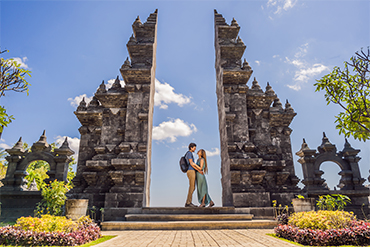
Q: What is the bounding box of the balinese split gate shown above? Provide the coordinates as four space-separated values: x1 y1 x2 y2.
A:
1 10 369 225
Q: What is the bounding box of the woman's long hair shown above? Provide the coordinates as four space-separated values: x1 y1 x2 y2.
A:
199 149 208 174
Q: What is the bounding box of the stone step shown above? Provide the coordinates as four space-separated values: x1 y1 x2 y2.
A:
125 214 254 221
101 220 277 230
141 207 235 214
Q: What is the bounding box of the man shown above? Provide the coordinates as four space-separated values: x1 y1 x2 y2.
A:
185 142 198 207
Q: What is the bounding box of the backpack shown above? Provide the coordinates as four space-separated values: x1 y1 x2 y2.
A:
180 151 189 173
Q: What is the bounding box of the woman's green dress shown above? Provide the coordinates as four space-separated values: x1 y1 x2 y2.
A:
196 158 212 205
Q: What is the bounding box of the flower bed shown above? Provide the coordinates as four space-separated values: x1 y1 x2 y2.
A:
274 220 370 246
0 215 101 246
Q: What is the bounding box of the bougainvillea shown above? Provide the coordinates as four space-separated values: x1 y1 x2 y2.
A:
0 215 101 246
275 220 370 246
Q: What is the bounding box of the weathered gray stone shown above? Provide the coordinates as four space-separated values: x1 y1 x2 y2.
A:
68 10 158 210
214 10 300 207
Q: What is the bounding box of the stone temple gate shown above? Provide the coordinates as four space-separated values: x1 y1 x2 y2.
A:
67 9 301 213
1 10 368 221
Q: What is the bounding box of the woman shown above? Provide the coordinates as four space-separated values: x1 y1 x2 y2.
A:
192 149 215 207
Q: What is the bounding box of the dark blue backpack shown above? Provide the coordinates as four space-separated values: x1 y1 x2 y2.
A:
179 151 189 173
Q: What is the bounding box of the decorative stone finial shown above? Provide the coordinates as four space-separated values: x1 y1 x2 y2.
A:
6 137 25 155
129 34 136 43
214 9 218 14
133 16 142 26
154 9 158 13
265 82 275 95
301 138 309 150
77 97 87 111
38 130 47 144
31 130 50 152
231 18 239 27
96 80 107 94
242 59 252 72
112 75 122 88
13 137 24 150
252 77 262 90
285 99 294 112
122 57 131 68
318 132 336 153
236 36 243 44
88 96 99 108
272 97 283 109
54 136 74 156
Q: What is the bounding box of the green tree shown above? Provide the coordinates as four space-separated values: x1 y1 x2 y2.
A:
314 48 370 141
0 49 31 137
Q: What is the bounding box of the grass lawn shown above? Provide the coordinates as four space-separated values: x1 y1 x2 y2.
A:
0 222 15 227
0 235 116 247
267 233 370 247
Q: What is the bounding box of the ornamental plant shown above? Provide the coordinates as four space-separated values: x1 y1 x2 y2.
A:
275 220 370 246
289 210 356 230
15 215 78 233
35 179 71 216
316 194 351 211
0 215 101 246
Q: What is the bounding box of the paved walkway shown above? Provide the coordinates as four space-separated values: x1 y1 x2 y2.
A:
96 229 297 247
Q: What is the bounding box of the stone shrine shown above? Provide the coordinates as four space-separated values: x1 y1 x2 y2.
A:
214 10 300 207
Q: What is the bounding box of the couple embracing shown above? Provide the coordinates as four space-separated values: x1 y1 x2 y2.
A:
184 143 215 208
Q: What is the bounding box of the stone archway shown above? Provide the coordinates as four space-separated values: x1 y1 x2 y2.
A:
297 133 366 191
319 161 343 190
0 131 74 221
296 133 369 216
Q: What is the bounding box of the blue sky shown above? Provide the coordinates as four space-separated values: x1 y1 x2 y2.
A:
1 0 369 207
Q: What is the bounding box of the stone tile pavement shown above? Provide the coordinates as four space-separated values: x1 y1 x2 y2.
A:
96 229 297 247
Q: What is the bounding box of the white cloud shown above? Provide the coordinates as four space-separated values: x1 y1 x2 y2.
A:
205 148 220 157
9 57 29 69
68 94 93 107
55 135 80 160
152 118 197 143
294 43 309 58
106 78 125 89
293 64 329 83
283 0 296 10
285 43 329 91
0 141 11 150
273 55 279 58
255 60 261 66
266 0 297 16
154 79 191 109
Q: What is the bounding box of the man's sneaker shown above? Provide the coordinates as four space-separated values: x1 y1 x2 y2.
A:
185 203 197 208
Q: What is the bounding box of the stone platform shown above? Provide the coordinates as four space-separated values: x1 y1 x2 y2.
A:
101 207 277 230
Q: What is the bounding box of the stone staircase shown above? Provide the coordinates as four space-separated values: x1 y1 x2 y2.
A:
101 207 277 230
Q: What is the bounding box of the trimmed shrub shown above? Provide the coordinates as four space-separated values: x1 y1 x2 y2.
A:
288 210 355 230
0 215 101 246
274 220 370 246
15 215 78 233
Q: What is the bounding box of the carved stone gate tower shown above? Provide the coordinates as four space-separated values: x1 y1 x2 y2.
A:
69 10 158 210
214 10 300 207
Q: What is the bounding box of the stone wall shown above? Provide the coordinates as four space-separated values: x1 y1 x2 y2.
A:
214 10 300 207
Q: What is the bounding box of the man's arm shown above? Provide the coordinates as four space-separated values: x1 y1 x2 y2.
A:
189 159 204 175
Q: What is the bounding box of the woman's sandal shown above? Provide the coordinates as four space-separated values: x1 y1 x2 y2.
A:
208 201 215 207
199 203 206 207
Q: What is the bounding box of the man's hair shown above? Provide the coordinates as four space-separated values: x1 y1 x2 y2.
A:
188 143 196 150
